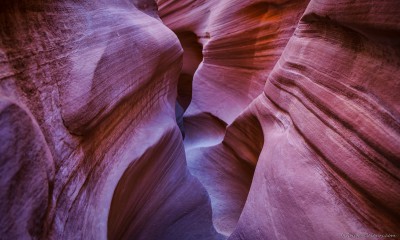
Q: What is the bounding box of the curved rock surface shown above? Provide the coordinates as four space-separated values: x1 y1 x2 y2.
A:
158 0 310 147
158 0 400 238
230 1 400 238
1 0 400 239
0 1 220 239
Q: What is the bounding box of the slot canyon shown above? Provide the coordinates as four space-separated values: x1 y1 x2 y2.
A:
0 0 399 239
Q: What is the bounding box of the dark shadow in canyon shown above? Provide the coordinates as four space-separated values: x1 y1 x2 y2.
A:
176 31 203 111
174 31 203 138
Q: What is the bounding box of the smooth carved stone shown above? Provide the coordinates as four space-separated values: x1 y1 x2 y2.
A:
1 0 399 239
185 107 264 236
0 98 54 239
108 128 218 240
158 0 311 126
157 0 311 236
230 1 400 238
158 0 400 239
0 0 220 239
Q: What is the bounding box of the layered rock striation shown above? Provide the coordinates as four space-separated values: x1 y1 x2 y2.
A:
1 0 399 239
0 1 219 239
158 0 400 239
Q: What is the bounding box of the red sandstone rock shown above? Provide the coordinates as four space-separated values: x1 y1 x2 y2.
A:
230 0 400 238
1 0 399 239
158 0 400 239
0 98 54 239
157 0 311 236
0 1 219 239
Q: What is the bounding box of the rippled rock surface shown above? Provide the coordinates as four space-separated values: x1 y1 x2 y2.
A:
158 0 400 239
0 1 219 239
1 0 399 239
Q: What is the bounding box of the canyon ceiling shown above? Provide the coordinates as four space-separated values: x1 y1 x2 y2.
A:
0 0 399 239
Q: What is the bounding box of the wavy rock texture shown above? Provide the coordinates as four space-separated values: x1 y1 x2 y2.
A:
0 0 220 239
1 0 400 239
230 1 400 238
158 0 400 239
157 1 311 234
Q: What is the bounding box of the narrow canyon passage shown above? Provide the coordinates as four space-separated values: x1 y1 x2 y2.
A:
0 0 399 240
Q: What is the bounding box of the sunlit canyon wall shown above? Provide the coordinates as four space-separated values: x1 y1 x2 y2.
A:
0 0 399 239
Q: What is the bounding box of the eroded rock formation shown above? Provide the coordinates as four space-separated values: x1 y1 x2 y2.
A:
158 0 400 239
1 0 399 239
0 1 219 239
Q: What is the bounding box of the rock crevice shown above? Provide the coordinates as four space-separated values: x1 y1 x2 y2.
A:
1 0 399 239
